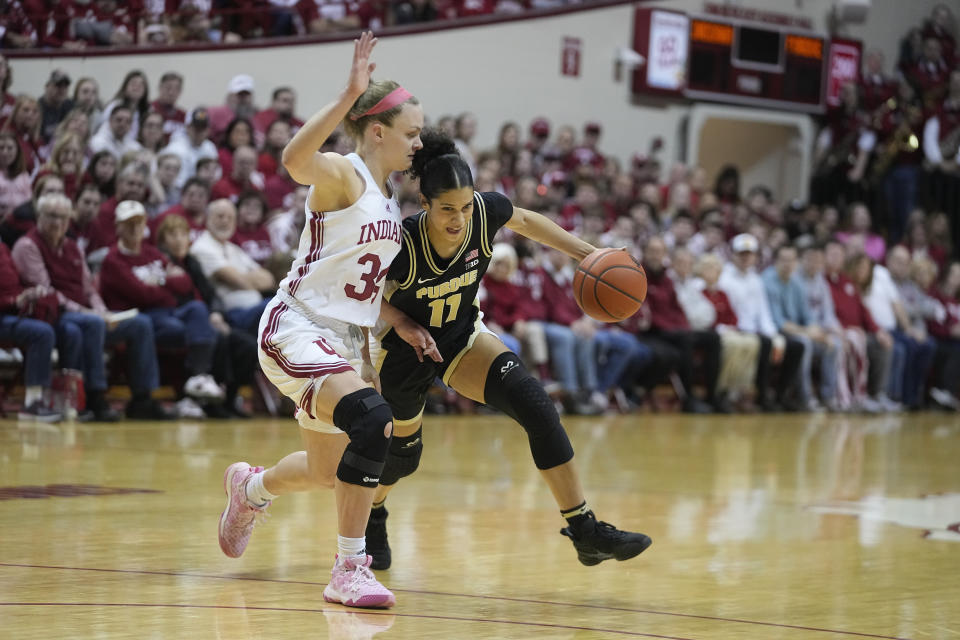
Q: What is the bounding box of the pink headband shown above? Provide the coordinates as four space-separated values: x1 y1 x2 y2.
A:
349 87 412 121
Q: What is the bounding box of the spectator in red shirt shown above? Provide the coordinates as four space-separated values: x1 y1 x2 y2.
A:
68 182 101 257
0 241 61 421
232 190 274 265
824 240 893 411
0 130 31 220
13 193 168 420
211 145 263 202
100 200 225 416
149 177 210 242
258 118 291 178
218 117 255 177
0 55 15 126
478 242 532 364
928 261 960 408
905 36 951 109
0 0 38 48
252 86 303 139
639 235 722 413
89 163 148 253
3 94 42 176
151 72 186 145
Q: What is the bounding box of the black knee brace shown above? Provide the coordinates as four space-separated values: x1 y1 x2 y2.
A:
332 388 394 488
483 352 574 470
379 427 423 486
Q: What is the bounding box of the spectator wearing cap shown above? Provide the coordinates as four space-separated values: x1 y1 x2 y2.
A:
160 107 218 189
763 244 843 410
37 69 75 143
211 145 263 203
12 194 166 420
720 233 806 411
99 200 225 416
151 72 187 145
208 74 257 144
0 241 61 421
252 86 303 140
89 104 143 160
526 116 551 164
190 199 274 335
640 236 722 413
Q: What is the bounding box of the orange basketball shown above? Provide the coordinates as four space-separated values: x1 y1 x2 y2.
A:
572 248 647 323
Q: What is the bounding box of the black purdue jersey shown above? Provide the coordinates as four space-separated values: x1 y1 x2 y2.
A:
380 191 514 352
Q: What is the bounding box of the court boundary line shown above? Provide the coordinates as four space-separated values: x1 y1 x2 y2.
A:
0 602 692 639
0 562 912 639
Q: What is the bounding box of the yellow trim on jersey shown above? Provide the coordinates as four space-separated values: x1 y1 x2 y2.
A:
397 229 417 290
393 407 425 428
374 343 389 373
441 313 489 386
476 192 493 258
418 210 474 275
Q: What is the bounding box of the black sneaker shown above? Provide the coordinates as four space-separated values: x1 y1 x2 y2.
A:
560 513 652 566
126 397 175 420
17 401 62 423
365 506 392 570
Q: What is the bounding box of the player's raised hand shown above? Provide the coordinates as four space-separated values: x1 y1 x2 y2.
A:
347 31 378 98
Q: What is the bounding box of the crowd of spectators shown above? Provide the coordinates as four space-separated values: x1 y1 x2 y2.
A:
1 4 960 422
0 0 586 49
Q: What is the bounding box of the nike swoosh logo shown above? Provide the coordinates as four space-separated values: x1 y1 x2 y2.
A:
417 277 437 284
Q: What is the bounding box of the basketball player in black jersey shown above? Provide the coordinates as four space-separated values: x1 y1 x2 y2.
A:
367 130 651 570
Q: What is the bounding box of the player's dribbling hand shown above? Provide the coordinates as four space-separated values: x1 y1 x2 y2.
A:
395 320 443 363
347 31 378 98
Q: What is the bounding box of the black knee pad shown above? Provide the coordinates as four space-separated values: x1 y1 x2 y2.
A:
379 427 423 486
332 388 394 488
483 352 574 470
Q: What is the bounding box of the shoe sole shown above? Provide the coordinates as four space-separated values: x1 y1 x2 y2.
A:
218 462 248 558
322 585 396 609
574 535 653 566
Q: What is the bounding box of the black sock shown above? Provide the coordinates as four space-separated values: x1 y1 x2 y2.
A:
561 501 594 530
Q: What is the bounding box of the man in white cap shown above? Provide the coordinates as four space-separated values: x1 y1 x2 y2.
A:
720 233 806 411
208 74 257 143
99 200 226 417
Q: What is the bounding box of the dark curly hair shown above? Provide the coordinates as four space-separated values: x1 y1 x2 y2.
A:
410 128 474 202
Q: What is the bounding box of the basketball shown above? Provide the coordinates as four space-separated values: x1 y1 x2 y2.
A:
573 248 647 323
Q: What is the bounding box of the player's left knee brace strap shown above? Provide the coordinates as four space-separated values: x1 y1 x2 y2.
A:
483 352 574 470
332 388 394 488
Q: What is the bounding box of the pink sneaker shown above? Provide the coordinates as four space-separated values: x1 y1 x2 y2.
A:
218 462 269 558
322 555 396 609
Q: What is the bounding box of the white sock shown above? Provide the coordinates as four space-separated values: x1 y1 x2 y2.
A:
244 471 277 507
24 386 43 406
337 535 366 561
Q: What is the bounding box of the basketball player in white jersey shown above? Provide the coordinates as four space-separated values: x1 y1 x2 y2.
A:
217 32 438 609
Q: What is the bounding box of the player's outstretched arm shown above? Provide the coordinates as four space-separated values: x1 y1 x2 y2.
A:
505 207 596 262
282 31 379 187
380 299 443 363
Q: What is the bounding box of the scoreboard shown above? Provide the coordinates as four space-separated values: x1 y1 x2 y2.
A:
632 8 862 113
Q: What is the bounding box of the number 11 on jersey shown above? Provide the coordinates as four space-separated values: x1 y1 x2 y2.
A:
427 293 461 327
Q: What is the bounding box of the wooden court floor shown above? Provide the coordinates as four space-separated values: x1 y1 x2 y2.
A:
1 411 958 639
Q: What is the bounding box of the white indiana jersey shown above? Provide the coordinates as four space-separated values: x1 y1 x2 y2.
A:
279 153 402 327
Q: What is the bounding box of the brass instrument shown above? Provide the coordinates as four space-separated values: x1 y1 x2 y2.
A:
869 100 922 182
